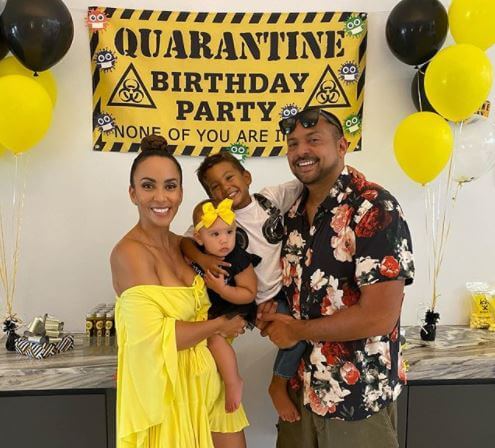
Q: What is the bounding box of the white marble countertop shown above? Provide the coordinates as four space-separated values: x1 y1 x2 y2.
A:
0 336 116 392
404 325 495 383
1 326 494 392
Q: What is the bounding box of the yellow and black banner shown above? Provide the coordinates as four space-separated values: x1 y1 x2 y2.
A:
89 8 367 156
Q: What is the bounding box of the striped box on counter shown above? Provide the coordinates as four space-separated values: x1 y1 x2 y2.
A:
14 334 75 359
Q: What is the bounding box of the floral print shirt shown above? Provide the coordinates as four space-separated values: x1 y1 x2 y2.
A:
282 168 414 421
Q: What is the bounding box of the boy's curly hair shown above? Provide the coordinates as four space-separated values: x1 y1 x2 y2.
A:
196 151 246 196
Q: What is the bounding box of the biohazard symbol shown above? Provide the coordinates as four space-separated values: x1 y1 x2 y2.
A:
108 63 156 109
305 65 351 109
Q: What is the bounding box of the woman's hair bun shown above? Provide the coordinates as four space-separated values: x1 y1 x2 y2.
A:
140 135 168 152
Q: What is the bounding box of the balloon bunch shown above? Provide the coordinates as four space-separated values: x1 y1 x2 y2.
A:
0 0 73 155
0 0 73 332
387 0 495 185
386 0 495 331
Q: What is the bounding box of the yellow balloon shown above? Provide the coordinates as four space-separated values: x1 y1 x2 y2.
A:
425 44 493 122
0 75 53 154
449 0 495 50
394 112 453 185
0 56 57 105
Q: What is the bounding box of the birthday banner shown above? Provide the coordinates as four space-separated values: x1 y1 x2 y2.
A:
89 8 367 156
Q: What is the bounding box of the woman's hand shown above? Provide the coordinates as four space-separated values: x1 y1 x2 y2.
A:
199 253 231 277
216 315 246 338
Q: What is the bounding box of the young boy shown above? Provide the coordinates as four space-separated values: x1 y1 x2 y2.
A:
182 152 306 423
190 198 258 413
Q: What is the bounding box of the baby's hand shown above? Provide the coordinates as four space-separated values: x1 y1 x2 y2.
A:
200 253 230 277
256 299 277 331
205 270 226 294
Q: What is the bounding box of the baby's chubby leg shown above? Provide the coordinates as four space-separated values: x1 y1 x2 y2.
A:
208 334 244 413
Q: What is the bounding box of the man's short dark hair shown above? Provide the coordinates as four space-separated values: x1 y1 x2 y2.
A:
196 152 246 196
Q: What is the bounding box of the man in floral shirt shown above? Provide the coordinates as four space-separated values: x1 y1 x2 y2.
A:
260 107 414 448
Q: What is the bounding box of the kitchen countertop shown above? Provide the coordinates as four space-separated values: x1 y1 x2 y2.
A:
402 325 495 383
1 326 494 392
0 336 116 391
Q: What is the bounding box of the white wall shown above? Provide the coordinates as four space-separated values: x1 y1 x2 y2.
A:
1 1 495 446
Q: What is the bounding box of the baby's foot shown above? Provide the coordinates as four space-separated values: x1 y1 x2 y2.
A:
269 376 300 423
224 376 244 413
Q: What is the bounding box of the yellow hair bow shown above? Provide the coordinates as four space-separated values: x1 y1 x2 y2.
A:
195 198 235 231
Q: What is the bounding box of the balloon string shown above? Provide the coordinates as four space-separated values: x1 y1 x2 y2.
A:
436 182 462 277
417 68 423 112
0 153 29 319
438 122 460 253
426 182 441 310
435 122 462 274
424 185 435 308
430 121 462 310
9 153 28 314
0 205 10 312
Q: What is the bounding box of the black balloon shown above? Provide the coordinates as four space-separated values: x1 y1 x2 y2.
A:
386 0 448 66
0 0 74 72
411 63 436 113
0 30 8 60
0 0 7 60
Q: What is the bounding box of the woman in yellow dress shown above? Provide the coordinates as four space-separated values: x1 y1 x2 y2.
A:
110 135 249 448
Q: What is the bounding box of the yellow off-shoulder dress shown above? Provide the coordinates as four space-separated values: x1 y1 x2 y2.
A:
115 275 248 448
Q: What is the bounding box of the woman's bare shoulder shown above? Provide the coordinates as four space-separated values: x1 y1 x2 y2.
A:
110 235 157 294
111 235 149 266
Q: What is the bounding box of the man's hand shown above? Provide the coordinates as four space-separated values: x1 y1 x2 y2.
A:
260 313 300 349
255 299 277 331
204 270 226 294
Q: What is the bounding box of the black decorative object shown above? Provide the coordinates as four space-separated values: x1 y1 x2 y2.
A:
0 0 74 72
3 318 20 351
385 0 448 66
0 28 8 60
420 309 440 341
411 63 437 113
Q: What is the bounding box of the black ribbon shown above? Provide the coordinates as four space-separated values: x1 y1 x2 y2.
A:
3 318 20 351
420 309 440 341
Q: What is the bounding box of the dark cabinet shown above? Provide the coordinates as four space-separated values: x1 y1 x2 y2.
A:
2 384 495 448
406 384 495 448
397 387 408 448
0 391 108 448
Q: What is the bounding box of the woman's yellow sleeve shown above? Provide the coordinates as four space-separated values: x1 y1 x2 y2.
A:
116 288 177 444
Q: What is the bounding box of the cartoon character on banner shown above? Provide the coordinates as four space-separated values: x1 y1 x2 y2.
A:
344 14 366 38
95 112 116 134
86 7 109 33
226 142 249 163
94 48 117 72
343 113 361 136
280 104 299 120
339 62 359 84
